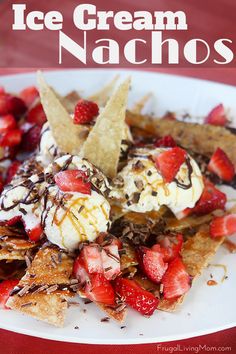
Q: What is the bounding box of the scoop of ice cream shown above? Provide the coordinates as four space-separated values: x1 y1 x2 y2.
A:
112 147 204 215
42 155 111 250
0 154 112 251
37 122 59 166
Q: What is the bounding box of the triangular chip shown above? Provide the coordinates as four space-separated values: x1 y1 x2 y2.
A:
6 247 74 327
88 75 120 107
131 93 152 115
96 302 127 323
37 71 87 155
81 78 131 178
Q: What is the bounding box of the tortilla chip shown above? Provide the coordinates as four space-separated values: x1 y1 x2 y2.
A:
62 90 81 113
126 111 236 166
81 78 131 178
96 302 127 323
88 75 120 107
157 228 224 311
19 247 73 286
37 71 87 155
6 247 74 327
165 214 213 232
131 93 152 114
6 292 68 327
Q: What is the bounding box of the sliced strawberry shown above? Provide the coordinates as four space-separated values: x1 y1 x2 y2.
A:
74 99 99 125
0 129 22 147
137 246 167 283
0 115 16 134
114 277 158 316
73 255 89 284
55 170 91 195
210 214 236 238
84 273 115 305
0 94 27 118
96 233 123 250
208 148 235 182
27 103 47 127
0 279 19 309
0 174 4 194
20 86 39 108
6 160 21 184
154 234 183 263
5 216 22 226
155 147 186 183
162 257 191 300
204 104 228 126
155 135 176 148
101 244 120 281
21 124 41 152
26 224 43 242
80 245 103 274
193 179 226 215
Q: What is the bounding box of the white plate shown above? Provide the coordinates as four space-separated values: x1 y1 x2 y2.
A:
0 69 236 344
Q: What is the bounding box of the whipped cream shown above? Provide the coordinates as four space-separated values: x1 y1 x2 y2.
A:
0 154 112 251
113 147 204 215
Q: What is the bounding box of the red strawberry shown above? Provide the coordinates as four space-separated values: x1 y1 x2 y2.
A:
27 103 47 127
0 174 4 194
84 273 115 305
6 160 21 184
20 86 39 108
101 244 120 280
73 255 89 284
204 104 228 126
193 179 226 215
0 94 27 118
80 245 103 274
5 216 22 226
155 147 186 183
26 224 43 242
55 170 91 194
162 257 191 300
210 214 236 238
114 278 158 316
0 129 22 147
154 233 183 263
96 233 123 250
155 135 176 148
137 246 167 283
208 148 235 182
0 115 16 134
21 125 41 152
74 99 99 125
0 279 19 309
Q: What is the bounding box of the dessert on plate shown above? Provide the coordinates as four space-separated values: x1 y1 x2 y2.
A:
0 72 235 326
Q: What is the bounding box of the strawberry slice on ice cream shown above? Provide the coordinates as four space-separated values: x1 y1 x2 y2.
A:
155 147 186 183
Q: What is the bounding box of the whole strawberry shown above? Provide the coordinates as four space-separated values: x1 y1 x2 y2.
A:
74 99 99 125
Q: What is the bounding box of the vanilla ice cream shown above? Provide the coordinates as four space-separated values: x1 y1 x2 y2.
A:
0 154 112 251
113 147 204 216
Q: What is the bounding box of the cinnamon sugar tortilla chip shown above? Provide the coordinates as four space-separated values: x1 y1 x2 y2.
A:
126 111 236 166
81 78 131 178
88 75 120 107
131 93 152 115
96 302 127 323
157 228 224 312
37 71 87 155
6 292 68 327
6 247 74 327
